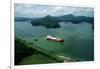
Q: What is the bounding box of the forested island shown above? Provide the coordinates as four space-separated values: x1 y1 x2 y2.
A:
15 14 94 29
30 14 94 28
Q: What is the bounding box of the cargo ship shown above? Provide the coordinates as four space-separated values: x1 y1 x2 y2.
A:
46 35 64 42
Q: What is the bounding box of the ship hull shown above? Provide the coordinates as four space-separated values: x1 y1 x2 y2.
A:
46 35 64 42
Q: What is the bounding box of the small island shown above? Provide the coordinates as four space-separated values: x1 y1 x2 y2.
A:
31 15 61 28
30 14 94 29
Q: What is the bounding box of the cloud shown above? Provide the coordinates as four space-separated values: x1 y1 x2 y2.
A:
14 3 94 18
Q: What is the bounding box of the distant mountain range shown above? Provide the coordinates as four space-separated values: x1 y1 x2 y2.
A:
15 14 94 29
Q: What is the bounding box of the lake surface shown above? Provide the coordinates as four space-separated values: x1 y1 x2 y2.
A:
15 21 94 62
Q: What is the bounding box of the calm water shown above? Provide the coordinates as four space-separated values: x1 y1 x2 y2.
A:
15 21 94 61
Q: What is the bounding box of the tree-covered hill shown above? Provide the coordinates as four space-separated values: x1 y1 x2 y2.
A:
30 14 94 28
15 37 36 65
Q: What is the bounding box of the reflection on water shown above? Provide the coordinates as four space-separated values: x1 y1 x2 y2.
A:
15 21 94 61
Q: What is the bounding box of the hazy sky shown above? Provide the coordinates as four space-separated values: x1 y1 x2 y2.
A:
15 3 94 18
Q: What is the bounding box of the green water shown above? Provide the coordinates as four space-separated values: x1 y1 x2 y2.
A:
15 21 94 64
